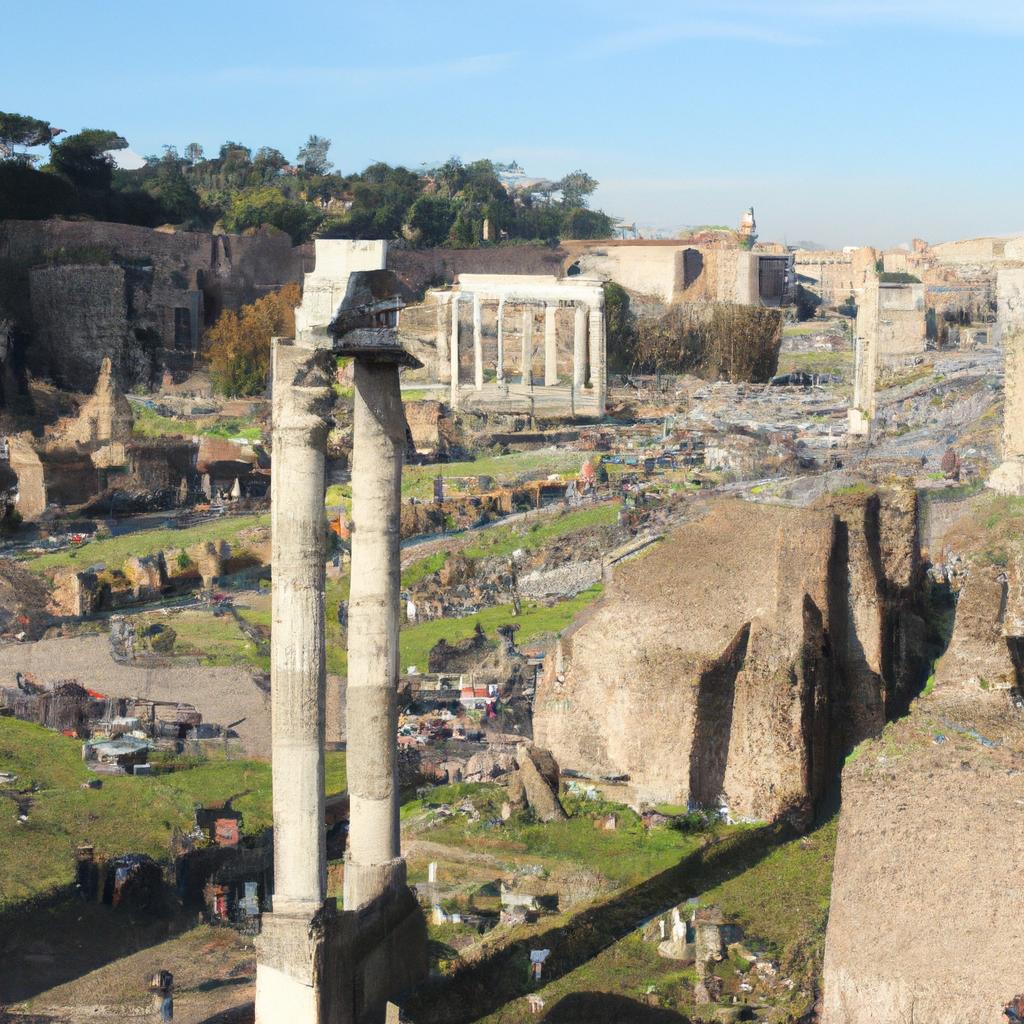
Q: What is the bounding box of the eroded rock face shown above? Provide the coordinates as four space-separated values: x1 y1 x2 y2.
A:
934 562 1022 692
533 493 926 823
821 692 1024 1024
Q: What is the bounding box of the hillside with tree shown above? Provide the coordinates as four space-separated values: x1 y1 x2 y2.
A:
0 113 615 246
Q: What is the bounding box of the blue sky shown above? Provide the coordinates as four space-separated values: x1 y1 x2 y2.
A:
4 0 1021 247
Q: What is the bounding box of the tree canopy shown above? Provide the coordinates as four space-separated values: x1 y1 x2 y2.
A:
2 117 617 248
205 283 301 396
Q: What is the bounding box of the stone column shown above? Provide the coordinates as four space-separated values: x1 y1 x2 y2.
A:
544 303 558 387
573 303 588 389
521 307 533 388
496 298 506 385
255 340 334 1024
588 302 607 416
988 267 1024 494
344 359 405 910
848 278 879 438
435 296 450 385
449 295 461 409
473 294 484 390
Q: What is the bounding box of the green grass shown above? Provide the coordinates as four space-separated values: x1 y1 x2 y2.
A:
402 551 448 588
776 350 853 379
402 451 594 501
462 503 618 562
130 402 262 442
0 717 344 907
398 584 603 672
408 784 707 887
23 514 270 574
702 815 837 971
164 610 270 671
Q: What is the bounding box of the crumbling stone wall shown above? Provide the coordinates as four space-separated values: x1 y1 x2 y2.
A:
534 492 926 822
0 219 304 390
29 265 144 389
386 244 566 301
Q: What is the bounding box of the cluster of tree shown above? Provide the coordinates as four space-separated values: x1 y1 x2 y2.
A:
205 283 300 396
604 283 783 382
1 112 615 246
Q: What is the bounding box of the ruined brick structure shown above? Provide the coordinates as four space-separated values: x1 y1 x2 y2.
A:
534 492 927 823
0 219 307 390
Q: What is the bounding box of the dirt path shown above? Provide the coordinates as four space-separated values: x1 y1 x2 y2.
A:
0 635 271 756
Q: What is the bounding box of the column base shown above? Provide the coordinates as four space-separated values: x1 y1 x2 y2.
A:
987 459 1024 495
256 901 341 1024
847 408 871 437
344 855 406 911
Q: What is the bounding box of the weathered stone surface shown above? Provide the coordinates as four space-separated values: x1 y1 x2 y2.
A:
534 494 925 822
515 744 566 822
822 692 1024 1024
933 565 1019 691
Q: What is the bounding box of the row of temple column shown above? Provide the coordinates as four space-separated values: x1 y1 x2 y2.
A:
439 294 605 407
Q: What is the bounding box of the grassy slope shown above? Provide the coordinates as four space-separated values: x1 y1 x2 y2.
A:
25 515 270 574
0 718 345 907
130 402 262 442
328 451 597 508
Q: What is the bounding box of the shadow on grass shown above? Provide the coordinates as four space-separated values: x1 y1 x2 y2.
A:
542 991 689 1022
196 1005 255 1024
0 887 193 1004
405 822 793 1024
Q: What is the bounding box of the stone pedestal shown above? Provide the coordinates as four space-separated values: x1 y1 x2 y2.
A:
987 458 1024 496
256 904 339 1024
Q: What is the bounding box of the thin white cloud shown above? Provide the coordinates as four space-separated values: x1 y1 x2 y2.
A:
218 53 516 88
582 18 819 56
697 0 1024 35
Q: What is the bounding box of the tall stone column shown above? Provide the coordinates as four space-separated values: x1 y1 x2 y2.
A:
449 295 461 409
344 359 405 910
544 303 558 387
588 302 607 416
521 307 533 387
573 303 588 389
435 296 450 385
496 298 506 385
848 278 879 438
255 340 334 1024
473 294 484 390
988 267 1024 494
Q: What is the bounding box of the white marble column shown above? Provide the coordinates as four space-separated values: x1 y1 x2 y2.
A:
544 303 558 387
521 307 533 387
436 296 450 385
496 297 506 385
256 340 332 1023
849 279 879 437
449 295 461 409
573 303 588 389
473 294 483 390
344 360 405 911
988 267 1024 493
588 303 607 416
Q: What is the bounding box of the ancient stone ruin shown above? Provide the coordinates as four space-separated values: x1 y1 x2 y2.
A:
987 266 1024 494
254 242 425 1023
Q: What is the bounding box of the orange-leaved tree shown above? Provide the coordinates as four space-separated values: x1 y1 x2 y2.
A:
205 283 301 396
